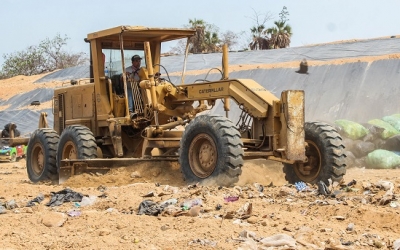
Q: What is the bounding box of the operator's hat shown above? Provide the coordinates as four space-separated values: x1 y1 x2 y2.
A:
131 55 142 61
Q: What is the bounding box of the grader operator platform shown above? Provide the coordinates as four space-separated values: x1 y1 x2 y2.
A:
26 25 346 186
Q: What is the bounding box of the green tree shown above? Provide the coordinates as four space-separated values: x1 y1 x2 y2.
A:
0 34 87 79
266 6 292 49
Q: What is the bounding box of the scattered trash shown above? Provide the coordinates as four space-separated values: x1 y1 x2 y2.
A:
26 193 44 207
187 183 199 189
254 183 264 192
67 210 81 217
332 216 346 221
106 208 114 213
97 185 107 192
137 200 163 216
5 200 17 210
390 201 399 208
346 223 355 232
188 239 217 247
317 181 330 196
130 171 141 178
98 193 107 199
142 191 155 197
239 230 258 240
80 196 97 207
181 198 202 210
330 190 343 198
233 219 249 226
340 239 353 246
160 198 178 207
346 179 357 187
236 202 252 219
224 196 239 202
215 204 222 211
0 205 6 214
294 181 307 192
46 188 84 207
393 239 400 250
375 180 394 191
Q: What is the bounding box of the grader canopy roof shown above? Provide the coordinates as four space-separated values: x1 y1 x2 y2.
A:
86 26 196 49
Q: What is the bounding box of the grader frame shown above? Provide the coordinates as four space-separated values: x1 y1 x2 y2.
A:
26 25 346 186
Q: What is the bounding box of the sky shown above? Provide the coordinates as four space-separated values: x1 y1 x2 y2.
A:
1 0 400 65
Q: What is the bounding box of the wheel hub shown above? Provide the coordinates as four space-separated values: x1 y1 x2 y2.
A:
294 141 321 182
32 143 44 175
189 133 217 178
63 141 77 160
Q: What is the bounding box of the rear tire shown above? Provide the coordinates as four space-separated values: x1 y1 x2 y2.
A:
57 125 97 168
283 122 347 185
179 115 244 186
26 129 59 182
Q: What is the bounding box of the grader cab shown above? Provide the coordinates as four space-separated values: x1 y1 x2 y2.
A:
26 25 346 186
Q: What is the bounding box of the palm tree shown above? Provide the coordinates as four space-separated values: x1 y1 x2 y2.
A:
266 21 292 49
249 24 270 50
187 19 221 53
204 31 220 52
188 19 206 53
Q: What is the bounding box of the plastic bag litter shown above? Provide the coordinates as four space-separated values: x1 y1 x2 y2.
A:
367 119 400 139
137 200 162 216
334 119 369 140
26 193 44 207
181 198 202 210
46 188 83 207
393 239 400 250
224 196 239 202
365 149 400 169
80 196 97 207
382 115 400 131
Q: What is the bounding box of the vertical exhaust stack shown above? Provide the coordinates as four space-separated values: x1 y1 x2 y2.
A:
222 44 230 117
280 90 306 161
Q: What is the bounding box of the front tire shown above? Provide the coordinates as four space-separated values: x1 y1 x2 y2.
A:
57 125 97 168
26 129 59 182
283 122 347 185
179 115 244 186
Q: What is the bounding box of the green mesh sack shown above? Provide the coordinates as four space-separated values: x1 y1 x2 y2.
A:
368 119 400 139
382 115 400 131
334 119 369 140
365 149 400 169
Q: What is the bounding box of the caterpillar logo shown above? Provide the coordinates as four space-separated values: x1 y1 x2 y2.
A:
199 87 224 94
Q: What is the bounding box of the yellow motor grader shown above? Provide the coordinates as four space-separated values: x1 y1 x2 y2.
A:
26 25 346 186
